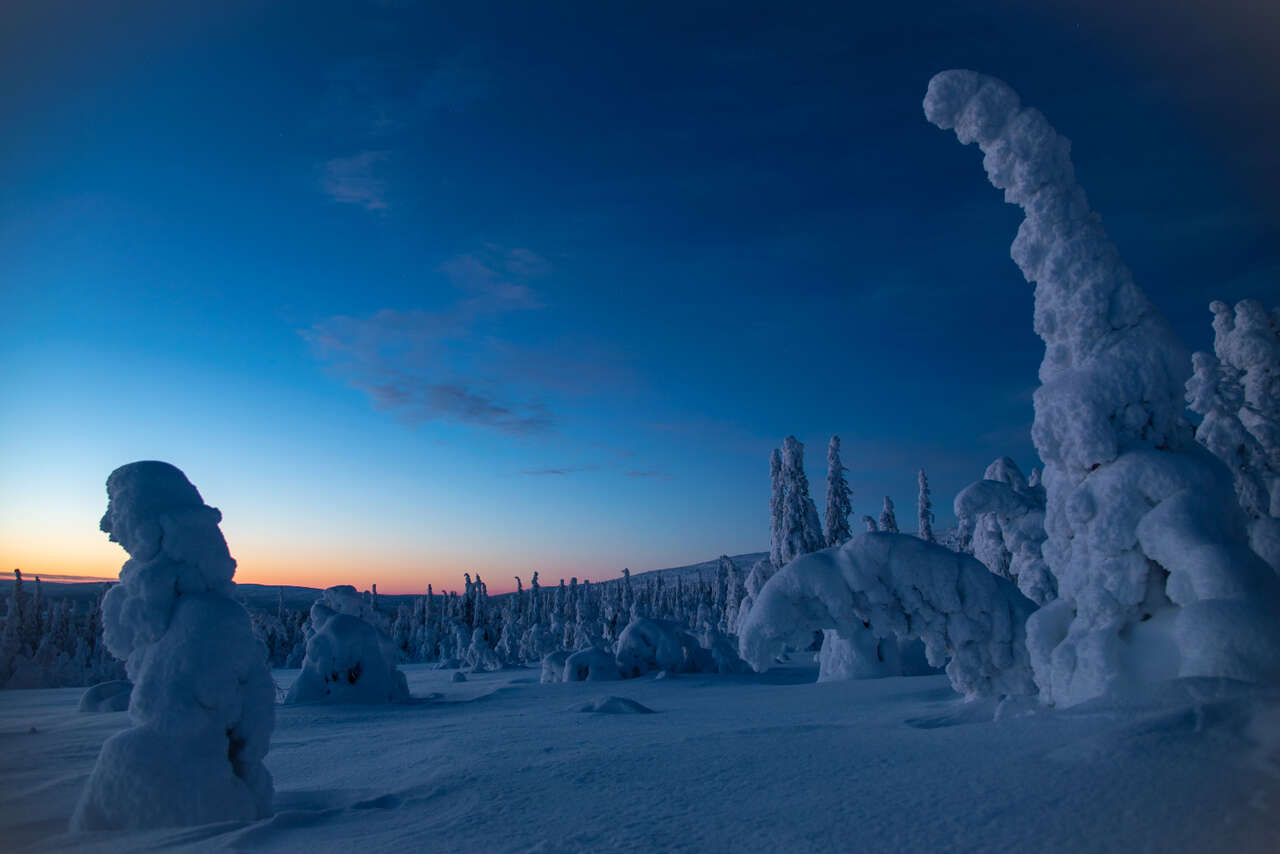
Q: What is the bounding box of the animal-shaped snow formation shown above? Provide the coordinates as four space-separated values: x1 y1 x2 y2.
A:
954 457 1055 605
739 533 1037 698
925 70 1280 706
285 585 410 704
72 462 274 831
1186 299 1280 572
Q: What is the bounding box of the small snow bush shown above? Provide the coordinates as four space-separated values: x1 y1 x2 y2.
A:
954 457 1054 605
285 585 409 704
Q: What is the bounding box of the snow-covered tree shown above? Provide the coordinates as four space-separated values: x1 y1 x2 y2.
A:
825 436 854 547
286 585 409 703
926 70 1280 706
73 461 275 830
1186 298 1280 572
916 468 935 542
861 515 878 532
769 449 785 568
954 457 1054 605
739 533 1036 698
777 436 825 566
878 496 898 533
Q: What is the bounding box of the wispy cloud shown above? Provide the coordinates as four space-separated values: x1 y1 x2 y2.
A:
303 247 611 437
520 464 600 476
625 469 674 480
321 150 390 210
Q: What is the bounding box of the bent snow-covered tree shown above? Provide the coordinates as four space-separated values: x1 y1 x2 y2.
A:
738 533 1037 698
73 462 274 831
925 70 1280 706
1186 299 1280 573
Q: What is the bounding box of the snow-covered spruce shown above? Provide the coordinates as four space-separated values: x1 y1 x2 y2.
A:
816 628 936 682
1186 299 1280 572
878 497 898 534
825 435 854 547
775 436 824 567
925 70 1280 706
738 533 1037 698
285 585 409 704
72 462 274 831
916 468 935 543
954 457 1055 605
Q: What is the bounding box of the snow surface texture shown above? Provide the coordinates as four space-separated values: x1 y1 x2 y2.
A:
8 664 1278 852
739 533 1037 698
72 462 275 831
285 586 410 704
1187 299 1280 572
954 456 1055 605
925 70 1280 706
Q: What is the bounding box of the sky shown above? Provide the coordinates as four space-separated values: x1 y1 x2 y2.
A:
2 1 1277 593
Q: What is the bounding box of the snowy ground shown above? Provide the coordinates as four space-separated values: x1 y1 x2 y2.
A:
3 664 1279 852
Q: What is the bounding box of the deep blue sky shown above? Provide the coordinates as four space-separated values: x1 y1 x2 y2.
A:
2 0 1277 591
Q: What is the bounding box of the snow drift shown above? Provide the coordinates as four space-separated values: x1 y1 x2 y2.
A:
72 462 274 831
738 533 1037 698
924 70 1280 706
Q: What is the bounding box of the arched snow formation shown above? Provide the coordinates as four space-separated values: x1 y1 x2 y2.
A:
738 533 1037 698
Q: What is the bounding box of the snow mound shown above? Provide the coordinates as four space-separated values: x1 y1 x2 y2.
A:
563 647 622 682
816 629 936 681
739 533 1037 698
925 70 1280 706
572 696 655 714
77 680 132 713
284 586 409 704
73 462 274 831
540 650 570 684
451 671 467 683
615 618 713 678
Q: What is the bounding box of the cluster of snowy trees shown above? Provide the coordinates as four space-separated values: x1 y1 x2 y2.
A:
0 571 125 689
741 70 1280 708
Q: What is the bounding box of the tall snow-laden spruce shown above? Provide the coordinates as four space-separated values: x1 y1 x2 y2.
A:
778 436 825 566
73 462 274 830
1186 299 1280 573
878 496 898 534
916 468 935 542
825 436 854 547
768 448 786 568
925 70 1280 706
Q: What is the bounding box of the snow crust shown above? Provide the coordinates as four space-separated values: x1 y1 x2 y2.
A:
285 585 409 704
73 462 274 831
925 70 1280 706
739 532 1037 698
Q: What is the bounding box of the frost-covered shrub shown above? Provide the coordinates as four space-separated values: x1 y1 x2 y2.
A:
954 457 1054 605
738 533 1037 698
72 462 274 831
540 650 570 683
563 647 622 682
615 618 710 678
925 70 1280 706
464 627 503 673
285 585 409 704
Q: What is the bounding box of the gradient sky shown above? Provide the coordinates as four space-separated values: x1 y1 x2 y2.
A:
2 1 1277 593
